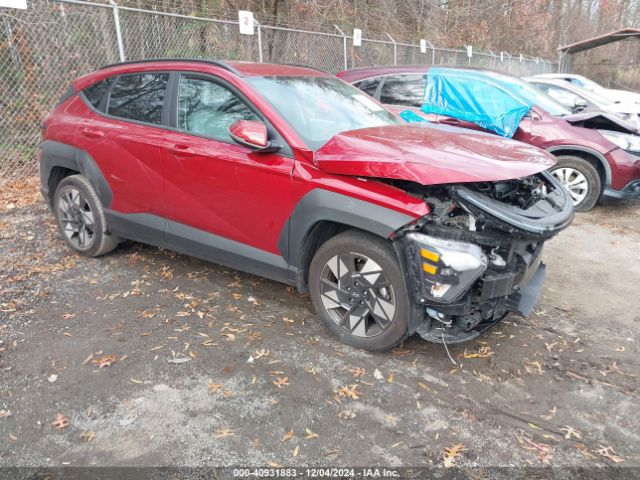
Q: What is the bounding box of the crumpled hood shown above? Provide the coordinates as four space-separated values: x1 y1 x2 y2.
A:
564 110 639 134
314 123 557 185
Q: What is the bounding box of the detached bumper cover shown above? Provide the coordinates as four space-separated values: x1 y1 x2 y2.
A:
509 262 546 317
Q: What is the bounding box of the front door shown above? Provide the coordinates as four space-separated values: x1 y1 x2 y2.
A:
161 73 295 273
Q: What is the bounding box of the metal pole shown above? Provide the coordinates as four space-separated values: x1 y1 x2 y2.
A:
334 25 347 70
256 20 263 63
386 33 397 66
109 0 126 62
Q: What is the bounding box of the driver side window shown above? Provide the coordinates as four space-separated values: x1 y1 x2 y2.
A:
178 76 258 141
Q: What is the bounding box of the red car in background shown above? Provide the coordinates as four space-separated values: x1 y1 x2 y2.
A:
338 66 640 211
40 60 573 350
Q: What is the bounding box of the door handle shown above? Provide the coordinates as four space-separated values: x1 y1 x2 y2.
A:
442 118 461 125
81 127 104 138
170 144 195 157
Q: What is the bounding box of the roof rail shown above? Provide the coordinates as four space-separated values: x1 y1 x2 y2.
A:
283 63 329 74
100 58 241 76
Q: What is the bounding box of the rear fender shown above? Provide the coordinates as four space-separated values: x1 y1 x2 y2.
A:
39 140 111 208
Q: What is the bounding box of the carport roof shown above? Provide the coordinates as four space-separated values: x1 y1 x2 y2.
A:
558 27 640 54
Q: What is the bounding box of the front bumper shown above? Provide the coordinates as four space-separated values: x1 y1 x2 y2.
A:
606 148 640 193
603 180 640 200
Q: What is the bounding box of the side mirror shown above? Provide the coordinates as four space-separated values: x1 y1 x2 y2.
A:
573 97 588 112
229 120 280 153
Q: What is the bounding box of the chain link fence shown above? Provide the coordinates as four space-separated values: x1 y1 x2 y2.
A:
0 0 557 180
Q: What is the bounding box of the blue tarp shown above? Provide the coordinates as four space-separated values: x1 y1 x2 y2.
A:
418 67 534 138
399 109 429 123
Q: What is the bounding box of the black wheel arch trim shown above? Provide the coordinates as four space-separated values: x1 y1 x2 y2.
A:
277 189 417 288
546 145 612 187
39 139 112 209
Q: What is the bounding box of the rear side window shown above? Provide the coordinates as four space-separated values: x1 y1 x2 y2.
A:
107 73 169 125
379 74 426 107
82 78 112 110
354 77 381 97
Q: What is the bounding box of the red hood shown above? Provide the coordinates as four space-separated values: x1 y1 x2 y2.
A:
314 124 557 185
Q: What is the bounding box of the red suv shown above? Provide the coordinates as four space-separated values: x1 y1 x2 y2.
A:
40 60 573 351
338 66 640 211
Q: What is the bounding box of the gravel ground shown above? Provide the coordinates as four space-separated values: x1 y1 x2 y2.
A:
1 179 639 471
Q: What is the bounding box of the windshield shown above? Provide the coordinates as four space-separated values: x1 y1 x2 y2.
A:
572 76 605 93
492 74 572 116
247 76 402 150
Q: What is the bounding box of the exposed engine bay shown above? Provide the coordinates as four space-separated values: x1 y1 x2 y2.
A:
390 171 574 344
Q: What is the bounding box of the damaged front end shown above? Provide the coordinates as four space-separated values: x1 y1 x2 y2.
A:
393 171 574 344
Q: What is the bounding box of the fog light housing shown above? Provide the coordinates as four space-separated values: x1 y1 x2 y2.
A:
405 232 488 304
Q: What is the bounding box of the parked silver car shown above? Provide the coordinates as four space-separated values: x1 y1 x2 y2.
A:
527 77 640 131
531 73 640 106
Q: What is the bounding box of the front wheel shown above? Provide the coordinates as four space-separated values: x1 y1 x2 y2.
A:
308 230 415 351
549 155 601 212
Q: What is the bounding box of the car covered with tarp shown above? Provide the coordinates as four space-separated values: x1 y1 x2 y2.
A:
338 66 640 211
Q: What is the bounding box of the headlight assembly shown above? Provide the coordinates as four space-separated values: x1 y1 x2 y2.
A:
598 129 640 154
405 232 488 304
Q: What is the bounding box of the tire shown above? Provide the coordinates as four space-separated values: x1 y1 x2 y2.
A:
549 155 601 212
308 230 414 351
53 174 119 257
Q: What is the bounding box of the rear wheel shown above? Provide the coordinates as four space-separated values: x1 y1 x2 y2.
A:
53 174 119 257
549 155 601 212
308 230 414 351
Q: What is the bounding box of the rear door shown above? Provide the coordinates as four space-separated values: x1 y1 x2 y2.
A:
75 72 169 218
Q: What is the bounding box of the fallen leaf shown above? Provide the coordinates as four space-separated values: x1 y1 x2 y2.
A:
338 409 356 419
541 406 557 421
337 384 362 400
282 429 294 442
387 373 394 384
559 425 582 440
460 346 493 359
515 434 552 464
596 445 624 463
214 427 234 438
0 410 11 418
442 443 466 468
47 374 58 383
51 413 70 430
373 369 383 380
80 431 96 442
92 355 117 369
254 348 270 358
292 445 299 457
208 381 223 394
129 378 143 384
273 377 290 389
347 366 365 378
304 428 318 439
167 357 191 364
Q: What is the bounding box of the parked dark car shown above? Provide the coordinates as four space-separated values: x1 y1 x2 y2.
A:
40 60 573 350
338 66 640 211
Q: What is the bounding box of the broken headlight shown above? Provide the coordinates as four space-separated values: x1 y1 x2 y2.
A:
405 232 488 304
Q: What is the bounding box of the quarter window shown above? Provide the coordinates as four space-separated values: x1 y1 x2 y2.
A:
379 74 426 107
107 73 169 125
82 78 113 110
177 76 258 141
354 77 381 97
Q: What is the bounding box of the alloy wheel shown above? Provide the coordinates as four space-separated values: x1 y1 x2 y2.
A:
551 167 589 205
319 252 396 338
57 186 96 249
